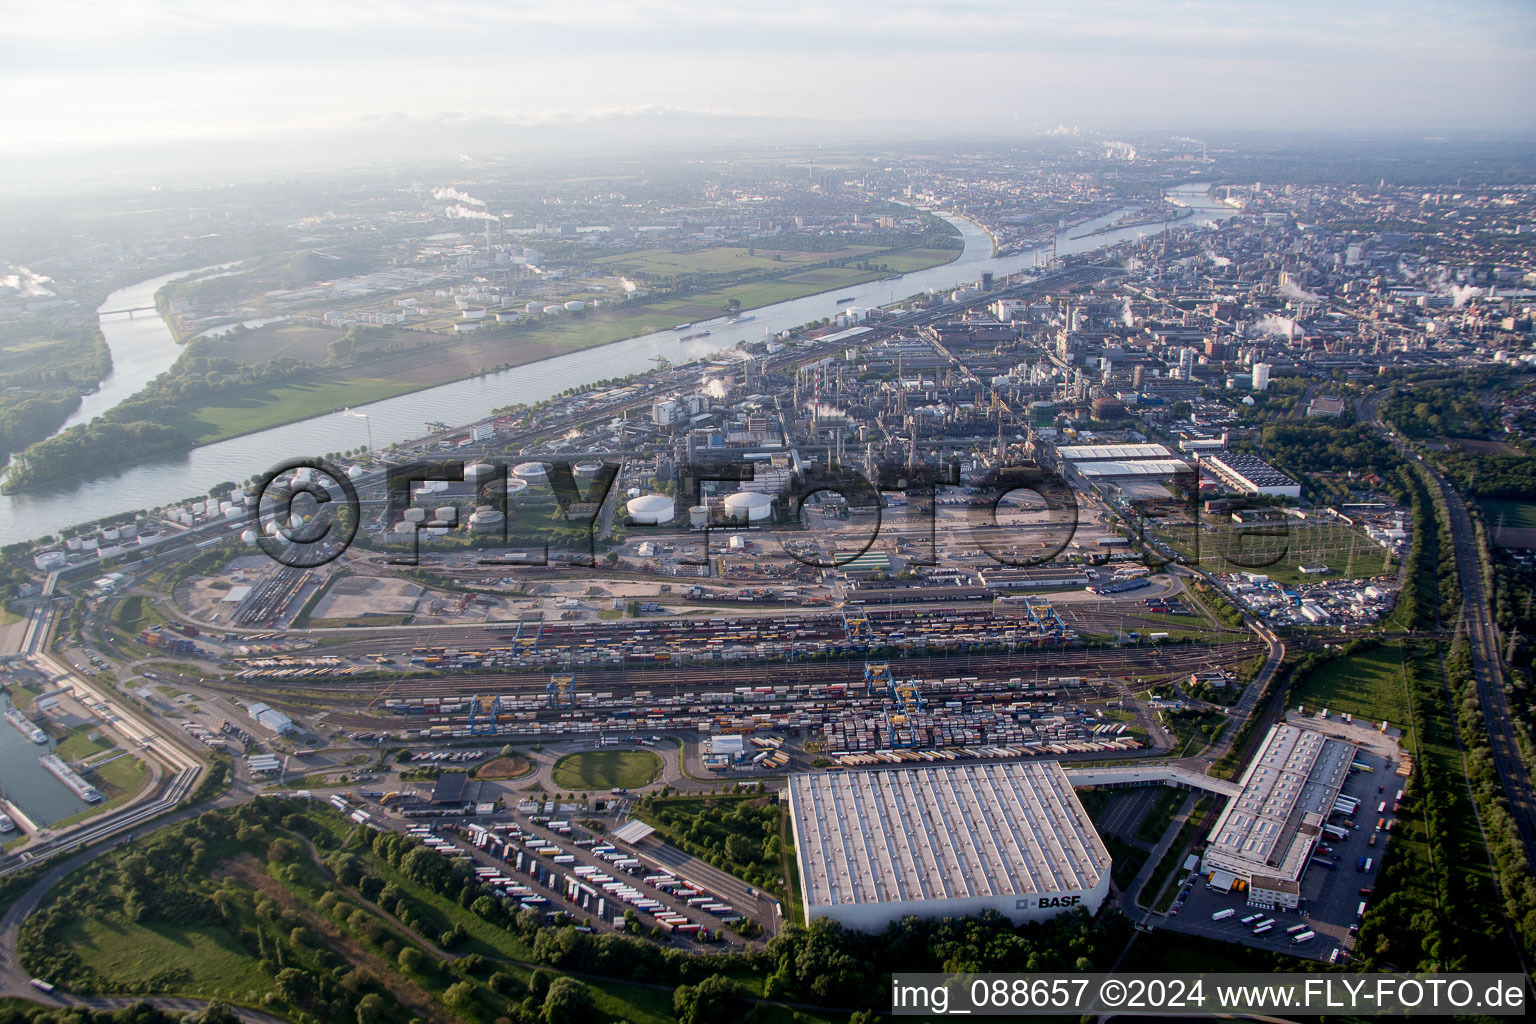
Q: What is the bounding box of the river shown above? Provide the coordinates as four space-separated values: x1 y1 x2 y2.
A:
55 268 218 435
0 184 1232 548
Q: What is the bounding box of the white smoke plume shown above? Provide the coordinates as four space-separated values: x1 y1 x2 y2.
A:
1248 315 1296 339
447 204 498 223
702 377 730 400
433 187 484 206
1280 280 1320 302
1450 284 1483 308
1120 299 1134 327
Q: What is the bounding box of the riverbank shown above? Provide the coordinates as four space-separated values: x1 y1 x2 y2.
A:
0 185 1233 546
6 237 963 493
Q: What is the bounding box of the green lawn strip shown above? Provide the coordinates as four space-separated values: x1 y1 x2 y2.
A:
1134 787 1187 844
1102 836 1151 890
1138 797 1210 913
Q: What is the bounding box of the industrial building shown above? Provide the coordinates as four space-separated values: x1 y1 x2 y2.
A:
1058 443 1175 462
1200 723 1356 908
788 762 1110 931
247 701 296 735
1201 451 1302 498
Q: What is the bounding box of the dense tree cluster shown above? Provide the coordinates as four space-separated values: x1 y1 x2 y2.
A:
637 795 786 893
0 1003 239 1024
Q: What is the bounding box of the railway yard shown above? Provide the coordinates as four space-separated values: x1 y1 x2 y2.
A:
117 558 1268 783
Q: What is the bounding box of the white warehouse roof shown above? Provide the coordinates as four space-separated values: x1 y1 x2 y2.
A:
1058 443 1172 461
1075 458 1191 478
788 762 1109 929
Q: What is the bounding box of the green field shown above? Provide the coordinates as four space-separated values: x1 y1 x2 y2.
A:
110 594 166 633
551 749 663 791
1157 520 1391 585
57 917 271 1001
167 238 960 449
1481 499 1536 529
1288 644 1411 728
176 376 419 444
52 725 113 762
593 243 889 277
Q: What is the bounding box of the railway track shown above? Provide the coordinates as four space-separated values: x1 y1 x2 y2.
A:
216 640 1261 705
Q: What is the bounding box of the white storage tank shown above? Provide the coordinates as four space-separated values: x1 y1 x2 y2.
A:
723 490 773 522
403 507 429 524
689 505 709 528
33 550 67 571
541 304 565 315
563 300 585 312
513 461 551 484
504 477 530 498
468 506 506 535
434 506 458 524
573 460 602 480
464 462 497 485
625 493 674 525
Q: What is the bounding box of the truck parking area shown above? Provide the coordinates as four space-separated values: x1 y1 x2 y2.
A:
1155 734 1403 963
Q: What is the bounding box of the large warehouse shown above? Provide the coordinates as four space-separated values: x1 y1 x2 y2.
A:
1200 723 1356 908
1201 451 1302 498
787 762 1110 931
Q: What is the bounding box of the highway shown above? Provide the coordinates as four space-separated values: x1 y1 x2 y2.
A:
1362 388 1536 869
1441 476 1536 863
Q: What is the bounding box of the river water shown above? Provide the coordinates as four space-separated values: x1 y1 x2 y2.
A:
56 269 218 435
0 184 1232 547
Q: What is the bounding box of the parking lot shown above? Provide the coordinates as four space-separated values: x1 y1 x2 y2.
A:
1154 723 1403 963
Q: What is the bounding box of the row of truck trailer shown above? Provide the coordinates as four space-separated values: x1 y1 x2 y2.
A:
441 822 743 937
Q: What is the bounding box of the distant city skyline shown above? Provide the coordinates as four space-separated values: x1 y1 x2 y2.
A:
3 0 1534 160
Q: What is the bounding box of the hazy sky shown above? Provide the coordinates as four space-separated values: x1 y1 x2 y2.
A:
4 0 1534 154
